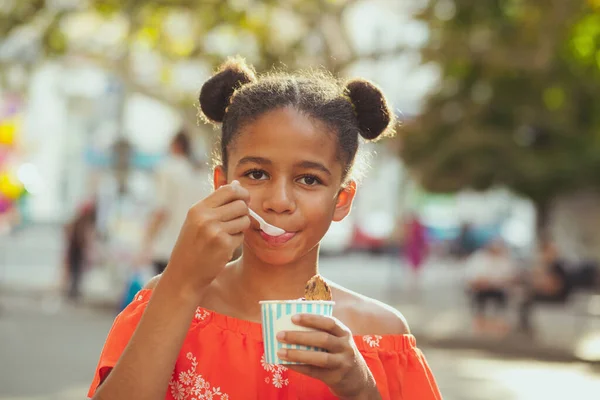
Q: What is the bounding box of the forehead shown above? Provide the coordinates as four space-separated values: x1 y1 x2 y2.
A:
230 107 340 170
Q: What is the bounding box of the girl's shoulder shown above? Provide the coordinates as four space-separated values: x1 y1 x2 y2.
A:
144 275 410 336
143 274 162 289
329 282 410 336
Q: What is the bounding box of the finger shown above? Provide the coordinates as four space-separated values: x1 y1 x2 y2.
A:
277 331 346 353
217 199 249 221
277 348 343 369
292 314 350 338
221 215 251 234
230 232 244 248
204 181 250 208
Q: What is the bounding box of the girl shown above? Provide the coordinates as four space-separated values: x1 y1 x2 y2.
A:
88 59 441 400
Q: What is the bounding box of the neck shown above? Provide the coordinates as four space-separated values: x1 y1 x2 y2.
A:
230 246 320 306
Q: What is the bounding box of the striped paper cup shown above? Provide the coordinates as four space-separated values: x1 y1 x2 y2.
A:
259 300 335 365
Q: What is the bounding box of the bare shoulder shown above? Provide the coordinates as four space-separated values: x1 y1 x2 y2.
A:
143 274 162 290
330 282 410 336
350 296 411 335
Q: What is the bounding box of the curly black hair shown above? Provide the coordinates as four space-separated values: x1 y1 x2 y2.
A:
198 57 395 181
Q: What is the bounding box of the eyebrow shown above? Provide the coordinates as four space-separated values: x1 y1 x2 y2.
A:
237 157 332 176
237 156 272 166
296 161 332 176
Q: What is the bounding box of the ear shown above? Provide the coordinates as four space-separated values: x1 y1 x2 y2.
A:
333 180 356 222
213 165 227 190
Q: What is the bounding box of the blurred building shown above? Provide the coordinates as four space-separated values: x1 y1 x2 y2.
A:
2 0 596 264
19 62 195 223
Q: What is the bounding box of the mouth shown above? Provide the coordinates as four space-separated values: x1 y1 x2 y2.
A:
258 229 297 245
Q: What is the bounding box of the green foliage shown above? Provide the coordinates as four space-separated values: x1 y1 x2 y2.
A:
1 0 385 125
401 0 600 207
0 0 362 71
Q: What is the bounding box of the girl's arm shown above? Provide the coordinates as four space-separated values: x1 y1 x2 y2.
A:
92 275 199 400
92 182 251 400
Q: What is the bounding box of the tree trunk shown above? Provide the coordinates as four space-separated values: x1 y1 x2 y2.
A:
535 199 551 246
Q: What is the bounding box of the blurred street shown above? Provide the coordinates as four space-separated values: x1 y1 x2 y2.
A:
2 225 600 399
3 225 600 361
1 291 600 400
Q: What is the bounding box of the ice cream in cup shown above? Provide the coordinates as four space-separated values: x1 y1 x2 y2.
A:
260 275 334 365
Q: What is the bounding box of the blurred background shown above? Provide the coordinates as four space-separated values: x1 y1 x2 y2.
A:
1 0 600 399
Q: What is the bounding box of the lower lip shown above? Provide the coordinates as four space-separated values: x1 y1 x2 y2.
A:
259 230 296 245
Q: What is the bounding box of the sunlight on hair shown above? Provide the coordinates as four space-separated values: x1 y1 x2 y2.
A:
345 141 374 186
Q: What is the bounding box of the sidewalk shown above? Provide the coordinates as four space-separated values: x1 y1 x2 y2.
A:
2 225 599 363
0 224 136 306
320 254 600 363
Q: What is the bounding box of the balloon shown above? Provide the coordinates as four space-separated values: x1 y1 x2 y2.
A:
0 171 24 200
0 120 16 146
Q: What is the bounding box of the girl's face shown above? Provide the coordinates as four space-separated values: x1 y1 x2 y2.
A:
214 106 356 265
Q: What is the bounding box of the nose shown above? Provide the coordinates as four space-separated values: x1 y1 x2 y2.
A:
262 178 296 214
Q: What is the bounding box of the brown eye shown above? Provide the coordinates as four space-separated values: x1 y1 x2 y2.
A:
298 175 321 186
245 169 268 180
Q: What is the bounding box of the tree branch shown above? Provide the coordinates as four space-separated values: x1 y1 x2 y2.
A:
337 43 408 72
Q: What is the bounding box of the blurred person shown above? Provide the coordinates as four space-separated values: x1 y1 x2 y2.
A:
89 59 441 400
453 222 478 260
140 129 210 275
403 212 429 290
568 258 599 291
64 201 97 301
465 239 517 335
518 239 572 334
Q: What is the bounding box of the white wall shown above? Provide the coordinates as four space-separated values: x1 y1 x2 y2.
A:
22 61 184 223
23 62 69 222
352 145 405 238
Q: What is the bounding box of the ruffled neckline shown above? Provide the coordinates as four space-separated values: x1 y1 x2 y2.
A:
133 289 417 352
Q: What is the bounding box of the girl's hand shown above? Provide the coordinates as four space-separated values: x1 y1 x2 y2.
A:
163 180 250 301
276 315 382 400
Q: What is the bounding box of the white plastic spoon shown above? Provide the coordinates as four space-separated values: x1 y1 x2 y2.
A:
230 180 286 237
248 208 286 236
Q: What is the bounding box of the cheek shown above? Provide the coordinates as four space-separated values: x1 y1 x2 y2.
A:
299 191 337 220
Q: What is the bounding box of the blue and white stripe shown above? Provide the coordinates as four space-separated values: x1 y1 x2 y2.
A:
260 300 334 365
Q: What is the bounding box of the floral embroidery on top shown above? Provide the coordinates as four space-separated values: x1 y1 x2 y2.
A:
195 307 210 321
261 354 289 389
363 335 383 348
169 352 229 400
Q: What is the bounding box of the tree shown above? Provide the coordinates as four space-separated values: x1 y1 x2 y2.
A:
400 0 600 239
0 0 406 132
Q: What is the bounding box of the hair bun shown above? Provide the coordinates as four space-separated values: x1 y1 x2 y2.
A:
345 79 393 141
199 58 257 123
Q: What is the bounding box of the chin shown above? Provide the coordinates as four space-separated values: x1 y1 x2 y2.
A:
244 235 318 266
253 247 303 266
